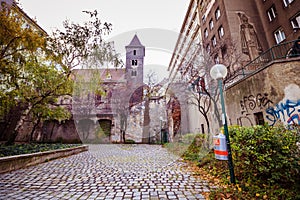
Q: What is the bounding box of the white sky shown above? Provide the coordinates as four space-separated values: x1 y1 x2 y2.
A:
18 0 189 82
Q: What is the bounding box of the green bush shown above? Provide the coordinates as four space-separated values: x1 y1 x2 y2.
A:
197 125 300 199
182 134 206 161
229 125 300 185
125 139 136 144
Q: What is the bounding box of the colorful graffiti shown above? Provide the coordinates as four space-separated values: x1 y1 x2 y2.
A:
240 93 273 115
266 99 300 125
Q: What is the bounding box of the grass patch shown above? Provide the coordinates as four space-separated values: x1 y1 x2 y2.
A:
0 143 82 157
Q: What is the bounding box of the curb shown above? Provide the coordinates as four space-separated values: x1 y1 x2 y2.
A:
0 145 88 174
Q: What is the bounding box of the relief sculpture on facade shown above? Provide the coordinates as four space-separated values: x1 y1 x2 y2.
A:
238 12 263 60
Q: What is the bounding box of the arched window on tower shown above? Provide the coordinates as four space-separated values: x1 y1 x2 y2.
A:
133 50 136 55
131 70 137 76
132 60 138 66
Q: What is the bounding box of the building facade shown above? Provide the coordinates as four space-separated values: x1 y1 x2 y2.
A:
167 0 300 136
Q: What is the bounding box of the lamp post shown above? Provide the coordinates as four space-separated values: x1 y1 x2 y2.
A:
210 64 236 184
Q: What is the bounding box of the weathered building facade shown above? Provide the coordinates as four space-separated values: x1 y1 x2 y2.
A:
167 0 300 137
226 58 300 127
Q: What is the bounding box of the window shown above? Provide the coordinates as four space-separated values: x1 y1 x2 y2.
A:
202 15 206 23
290 13 300 29
215 7 221 20
206 44 211 53
209 19 214 30
274 28 286 43
254 112 265 125
204 28 208 38
214 54 219 64
221 45 227 58
212 35 217 47
131 59 137 66
267 5 277 22
131 70 137 76
218 26 224 38
283 0 294 7
133 50 136 55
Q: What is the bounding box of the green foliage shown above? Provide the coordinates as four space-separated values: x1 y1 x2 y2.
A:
230 125 300 185
182 134 206 161
198 125 300 199
0 5 72 128
125 139 136 144
0 143 82 157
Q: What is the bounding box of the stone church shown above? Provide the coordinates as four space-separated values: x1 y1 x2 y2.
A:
71 34 148 143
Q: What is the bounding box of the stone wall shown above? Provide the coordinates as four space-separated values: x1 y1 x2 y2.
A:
225 58 300 126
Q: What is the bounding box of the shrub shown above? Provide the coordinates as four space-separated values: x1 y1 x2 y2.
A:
229 125 300 185
125 139 136 144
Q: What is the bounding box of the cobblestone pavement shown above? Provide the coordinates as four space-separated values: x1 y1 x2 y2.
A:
0 144 211 199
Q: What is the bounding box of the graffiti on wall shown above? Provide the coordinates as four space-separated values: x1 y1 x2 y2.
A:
237 84 300 126
237 93 273 126
266 99 300 126
240 93 273 115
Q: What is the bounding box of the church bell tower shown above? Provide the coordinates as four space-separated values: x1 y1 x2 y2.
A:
125 34 145 88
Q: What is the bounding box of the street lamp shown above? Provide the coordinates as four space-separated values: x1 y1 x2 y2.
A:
210 64 236 184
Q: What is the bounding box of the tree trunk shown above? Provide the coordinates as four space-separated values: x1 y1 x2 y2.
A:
142 98 150 143
29 117 41 142
122 130 126 143
6 104 32 145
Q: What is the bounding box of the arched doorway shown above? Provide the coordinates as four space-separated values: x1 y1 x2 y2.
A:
97 119 112 143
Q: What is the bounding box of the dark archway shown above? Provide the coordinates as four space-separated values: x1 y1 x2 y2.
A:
97 119 112 143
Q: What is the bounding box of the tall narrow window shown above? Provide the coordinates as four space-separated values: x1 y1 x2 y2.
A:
274 28 286 43
218 26 224 38
133 50 136 55
212 35 217 47
214 54 219 64
290 13 300 29
204 28 208 38
202 15 206 23
206 44 211 53
209 19 214 30
131 59 138 66
131 70 137 76
267 5 277 22
221 45 227 58
215 7 221 20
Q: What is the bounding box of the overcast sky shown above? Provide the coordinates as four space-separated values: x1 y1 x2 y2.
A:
18 0 189 82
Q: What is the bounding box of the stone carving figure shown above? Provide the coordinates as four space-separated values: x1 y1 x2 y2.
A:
238 13 263 60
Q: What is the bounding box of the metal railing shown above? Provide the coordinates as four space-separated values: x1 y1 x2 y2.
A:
226 39 299 83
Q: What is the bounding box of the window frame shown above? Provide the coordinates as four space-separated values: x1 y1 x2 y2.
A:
274 28 286 44
204 28 208 38
283 0 294 7
131 70 137 76
267 5 277 22
131 59 138 66
215 7 221 20
290 12 300 29
209 19 214 30
212 35 217 47
218 26 224 38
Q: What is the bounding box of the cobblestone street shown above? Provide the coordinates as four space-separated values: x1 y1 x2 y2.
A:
0 144 210 199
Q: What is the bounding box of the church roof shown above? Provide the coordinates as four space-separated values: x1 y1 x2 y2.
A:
127 34 144 47
72 68 126 82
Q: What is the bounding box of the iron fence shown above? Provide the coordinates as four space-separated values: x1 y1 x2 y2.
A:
226 39 299 83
